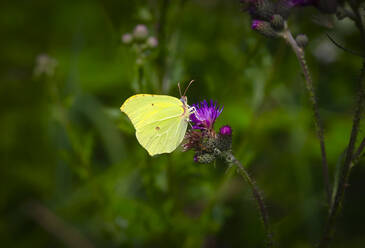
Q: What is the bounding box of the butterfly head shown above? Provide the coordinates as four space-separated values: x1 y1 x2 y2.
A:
178 80 194 102
180 96 188 105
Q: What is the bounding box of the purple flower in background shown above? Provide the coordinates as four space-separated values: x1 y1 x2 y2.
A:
287 0 337 14
287 0 317 7
190 100 223 130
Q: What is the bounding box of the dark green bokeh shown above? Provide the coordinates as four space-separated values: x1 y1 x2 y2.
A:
1 0 364 247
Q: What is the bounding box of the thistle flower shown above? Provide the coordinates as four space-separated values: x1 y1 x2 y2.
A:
241 0 336 38
287 0 316 6
182 130 203 151
183 100 233 164
287 0 337 13
190 100 223 130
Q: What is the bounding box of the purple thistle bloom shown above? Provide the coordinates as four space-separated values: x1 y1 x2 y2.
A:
220 125 232 136
190 100 223 130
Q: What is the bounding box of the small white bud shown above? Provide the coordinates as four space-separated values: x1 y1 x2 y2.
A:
133 24 149 41
146 36 158 48
121 33 133 44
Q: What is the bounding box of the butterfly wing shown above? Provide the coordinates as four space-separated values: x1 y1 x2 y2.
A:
120 94 189 156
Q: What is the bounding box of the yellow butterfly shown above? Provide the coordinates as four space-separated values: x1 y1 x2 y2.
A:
120 82 194 156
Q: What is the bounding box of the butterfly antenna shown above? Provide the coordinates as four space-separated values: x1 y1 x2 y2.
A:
178 82 182 98
183 80 195 97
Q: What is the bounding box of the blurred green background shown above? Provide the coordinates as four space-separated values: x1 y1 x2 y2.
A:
1 0 365 247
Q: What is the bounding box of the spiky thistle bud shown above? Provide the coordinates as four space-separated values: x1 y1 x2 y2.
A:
201 135 218 153
271 14 285 31
251 0 276 21
216 125 233 152
275 0 292 19
252 20 279 38
194 153 216 164
296 34 308 48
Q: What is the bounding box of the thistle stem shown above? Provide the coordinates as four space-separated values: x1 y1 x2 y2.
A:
156 0 170 93
137 65 144 91
353 136 365 163
282 29 331 206
228 154 274 248
319 60 365 248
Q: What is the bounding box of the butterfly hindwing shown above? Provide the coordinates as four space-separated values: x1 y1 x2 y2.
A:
136 115 188 155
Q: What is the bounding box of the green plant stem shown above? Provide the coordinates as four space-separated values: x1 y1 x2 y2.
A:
228 153 274 248
319 60 365 248
319 4 365 246
282 28 331 205
349 3 365 42
137 65 144 91
353 136 365 164
156 0 170 93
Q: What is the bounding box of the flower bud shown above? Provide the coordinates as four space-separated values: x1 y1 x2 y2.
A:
296 34 308 48
275 0 292 19
133 24 149 41
202 136 218 153
252 0 275 21
217 126 232 152
252 20 279 38
271 14 284 31
194 153 216 164
146 36 158 48
219 125 232 136
121 33 133 44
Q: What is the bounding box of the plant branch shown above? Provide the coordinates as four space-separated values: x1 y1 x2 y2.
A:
353 136 365 164
228 153 274 248
349 2 365 42
319 60 365 248
156 0 170 93
137 65 144 91
318 4 365 245
282 28 331 205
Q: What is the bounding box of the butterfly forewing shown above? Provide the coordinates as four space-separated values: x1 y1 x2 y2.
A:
121 94 189 156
